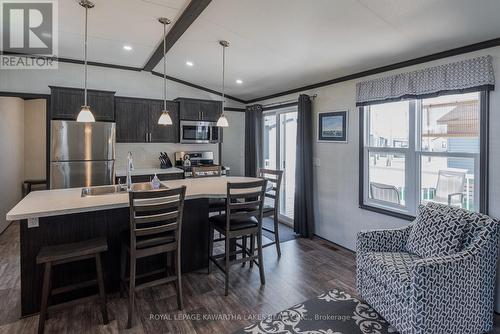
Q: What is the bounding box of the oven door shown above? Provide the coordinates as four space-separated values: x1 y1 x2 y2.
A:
180 121 211 143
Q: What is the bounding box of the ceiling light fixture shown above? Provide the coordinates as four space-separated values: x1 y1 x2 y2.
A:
76 0 95 123
123 45 132 51
186 61 194 67
157 17 173 126
236 79 243 84
216 40 229 128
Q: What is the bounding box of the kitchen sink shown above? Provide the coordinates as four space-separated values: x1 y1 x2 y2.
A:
81 182 167 197
130 182 168 192
81 184 127 197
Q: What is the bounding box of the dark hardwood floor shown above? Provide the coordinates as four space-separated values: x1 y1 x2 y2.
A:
0 221 498 333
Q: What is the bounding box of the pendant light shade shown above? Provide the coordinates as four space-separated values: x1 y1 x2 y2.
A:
158 17 172 126
216 114 229 127
77 106 95 122
77 0 95 123
158 111 172 125
217 40 229 127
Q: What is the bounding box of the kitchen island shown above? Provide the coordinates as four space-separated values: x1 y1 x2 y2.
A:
6 177 259 317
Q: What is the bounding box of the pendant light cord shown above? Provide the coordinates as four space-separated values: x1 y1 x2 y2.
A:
222 44 225 111
163 22 167 111
84 5 88 106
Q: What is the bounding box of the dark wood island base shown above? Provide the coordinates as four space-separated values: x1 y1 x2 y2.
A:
20 198 209 317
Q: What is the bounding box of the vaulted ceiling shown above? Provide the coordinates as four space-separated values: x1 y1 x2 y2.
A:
56 0 500 101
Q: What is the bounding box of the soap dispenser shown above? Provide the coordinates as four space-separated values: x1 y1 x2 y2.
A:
151 173 161 190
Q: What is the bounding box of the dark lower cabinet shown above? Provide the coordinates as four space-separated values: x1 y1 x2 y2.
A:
115 97 179 143
115 97 149 143
50 86 115 121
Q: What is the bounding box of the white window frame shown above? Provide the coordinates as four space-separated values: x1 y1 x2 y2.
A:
361 95 482 218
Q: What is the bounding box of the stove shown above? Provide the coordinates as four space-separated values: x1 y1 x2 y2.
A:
174 151 227 178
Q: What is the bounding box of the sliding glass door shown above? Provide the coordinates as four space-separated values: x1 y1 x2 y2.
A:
263 107 298 224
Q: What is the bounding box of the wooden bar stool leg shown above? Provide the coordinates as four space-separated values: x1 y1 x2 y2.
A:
95 253 109 324
249 234 255 268
241 236 247 267
175 249 183 310
224 236 230 296
127 255 136 329
38 262 52 334
273 212 281 257
257 232 266 285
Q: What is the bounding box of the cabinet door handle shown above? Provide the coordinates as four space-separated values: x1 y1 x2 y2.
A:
145 132 148 142
149 132 152 142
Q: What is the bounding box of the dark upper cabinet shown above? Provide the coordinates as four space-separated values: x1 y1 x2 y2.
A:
148 100 179 143
50 86 115 121
115 97 179 143
199 100 222 122
176 98 222 122
115 97 149 143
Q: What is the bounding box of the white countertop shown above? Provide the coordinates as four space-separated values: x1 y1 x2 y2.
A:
6 176 260 221
115 167 184 177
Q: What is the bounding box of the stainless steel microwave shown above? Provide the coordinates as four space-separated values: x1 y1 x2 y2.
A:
180 120 220 144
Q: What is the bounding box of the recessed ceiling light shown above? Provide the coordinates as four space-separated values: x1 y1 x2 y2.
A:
123 45 132 51
236 79 243 84
186 61 194 67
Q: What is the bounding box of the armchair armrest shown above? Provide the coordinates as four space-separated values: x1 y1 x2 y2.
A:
357 224 413 254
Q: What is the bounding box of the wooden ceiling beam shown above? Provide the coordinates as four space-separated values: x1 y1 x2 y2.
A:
143 0 212 72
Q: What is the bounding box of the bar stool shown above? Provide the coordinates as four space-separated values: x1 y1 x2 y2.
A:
36 238 109 334
258 168 284 257
120 186 186 328
208 179 267 296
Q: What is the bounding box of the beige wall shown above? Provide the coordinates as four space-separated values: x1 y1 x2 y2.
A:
0 97 25 233
24 99 46 180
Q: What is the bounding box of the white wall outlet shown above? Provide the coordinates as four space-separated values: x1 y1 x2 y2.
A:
313 158 321 167
27 217 39 228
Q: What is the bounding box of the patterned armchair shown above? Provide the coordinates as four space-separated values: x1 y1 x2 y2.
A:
356 202 500 334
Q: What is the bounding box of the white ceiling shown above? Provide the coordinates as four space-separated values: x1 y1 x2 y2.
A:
58 0 189 66
58 0 500 101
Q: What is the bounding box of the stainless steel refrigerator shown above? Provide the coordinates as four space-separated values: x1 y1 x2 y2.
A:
50 120 115 189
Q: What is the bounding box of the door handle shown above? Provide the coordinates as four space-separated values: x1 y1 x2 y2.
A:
149 133 152 142
145 132 148 142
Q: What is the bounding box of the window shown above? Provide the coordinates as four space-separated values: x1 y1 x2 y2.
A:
262 107 298 224
360 92 487 218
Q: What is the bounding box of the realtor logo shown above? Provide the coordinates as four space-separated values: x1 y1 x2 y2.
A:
1 0 58 69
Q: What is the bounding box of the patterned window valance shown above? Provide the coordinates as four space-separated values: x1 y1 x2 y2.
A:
356 55 495 106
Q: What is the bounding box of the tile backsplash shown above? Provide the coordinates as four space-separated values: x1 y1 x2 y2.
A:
115 143 219 171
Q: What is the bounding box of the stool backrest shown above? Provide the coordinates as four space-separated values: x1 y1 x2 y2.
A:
258 168 283 211
128 186 186 249
225 179 267 230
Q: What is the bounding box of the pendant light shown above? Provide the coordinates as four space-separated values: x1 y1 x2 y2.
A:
76 0 95 123
216 40 229 127
158 17 173 125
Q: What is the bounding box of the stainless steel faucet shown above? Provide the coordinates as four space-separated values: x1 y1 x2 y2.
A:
126 151 134 190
